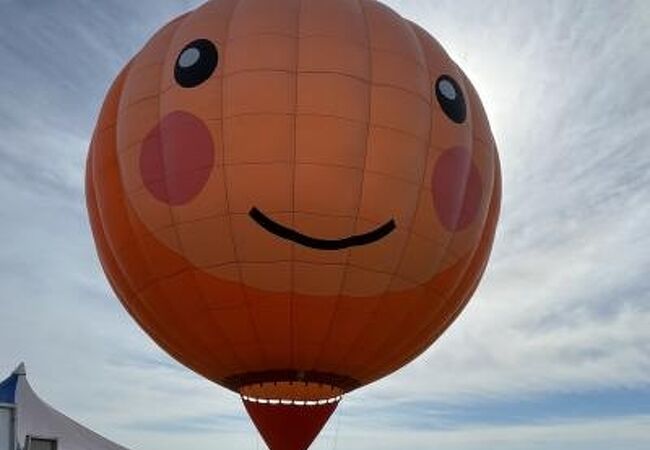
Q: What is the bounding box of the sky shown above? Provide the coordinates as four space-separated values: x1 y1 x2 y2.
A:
0 0 649 449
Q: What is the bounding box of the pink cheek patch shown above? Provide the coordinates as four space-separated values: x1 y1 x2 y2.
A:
140 111 215 206
432 146 483 232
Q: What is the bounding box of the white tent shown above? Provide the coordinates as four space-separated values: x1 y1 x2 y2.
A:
0 364 132 450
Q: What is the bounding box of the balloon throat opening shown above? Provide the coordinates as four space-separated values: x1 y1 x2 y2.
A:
239 380 344 403
242 395 341 406
224 369 360 397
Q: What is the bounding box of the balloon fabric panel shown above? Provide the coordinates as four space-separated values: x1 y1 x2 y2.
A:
86 0 501 403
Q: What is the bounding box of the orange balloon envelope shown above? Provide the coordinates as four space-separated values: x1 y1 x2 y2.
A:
86 0 501 448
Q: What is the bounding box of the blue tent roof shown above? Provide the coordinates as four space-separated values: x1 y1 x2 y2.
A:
0 371 18 404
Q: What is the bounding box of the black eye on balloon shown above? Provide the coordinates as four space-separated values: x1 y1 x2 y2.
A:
435 75 466 124
174 39 219 88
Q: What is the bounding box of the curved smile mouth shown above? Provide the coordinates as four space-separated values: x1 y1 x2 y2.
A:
249 207 396 251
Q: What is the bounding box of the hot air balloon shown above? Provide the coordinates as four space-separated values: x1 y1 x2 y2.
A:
85 0 501 448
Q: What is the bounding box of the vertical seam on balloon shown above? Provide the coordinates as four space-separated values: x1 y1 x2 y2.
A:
350 26 466 376
408 29 463 284
362 24 445 373
90 74 124 271
158 9 242 375
220 0 270 371
310 0 373 372
156 10 214 370
98 61 211 371
290 0 304 371
340 0 373 298
334 18 435 374
87 158 175 361
430 159 499 340
384 21 433 298
361 151 499 379
387 163 500 376
90 180 199 375
407 64 489 361
368 60 475 374
154 13 194 250
186 0 253 376
115 67 197 358
156 15 193 257
94 72 172 353
141 5 242 376
425 62 476 275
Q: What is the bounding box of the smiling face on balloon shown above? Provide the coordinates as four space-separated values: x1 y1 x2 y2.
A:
109 0 499 298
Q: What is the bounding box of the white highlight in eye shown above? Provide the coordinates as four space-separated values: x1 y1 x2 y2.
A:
178 47 201 68
438 79 457 100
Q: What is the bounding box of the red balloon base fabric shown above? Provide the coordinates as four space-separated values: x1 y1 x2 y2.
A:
243 398 339 450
